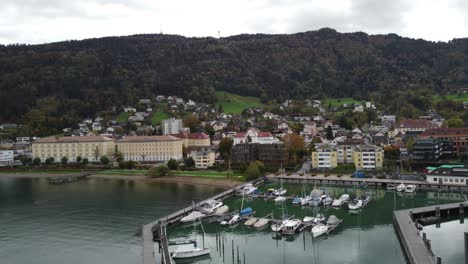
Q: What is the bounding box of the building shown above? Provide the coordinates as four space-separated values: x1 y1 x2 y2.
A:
419 128 468 155
394 119 439 135
116 135 183 162
426 165 468 186
0 150 14 166
233 128 279 145
231 143 287 170
311 145 338 169
32 136 115 162
412 138 444 162
161 118 183 135
303 122 317 137
188 149 215 169
173 132 210 148
353 145 384 170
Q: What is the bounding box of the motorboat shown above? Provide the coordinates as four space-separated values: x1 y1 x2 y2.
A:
217 214 233 224
196 199 223 214
313 213 326 224
309 197 322 207
181 211 206 223
332 194 349 207
386 184 396 190
226 214 240 225
360 195 371 206
405 185 417 193
266 188 277 196
239 184 257 195
244 217 258 226
326 215 342 227
301 196 313 206
254 218 269 229
396 183 406 192
310 189 324 198
214 205 229 216
332 198 343 207
273 188 287 196
322 196 334 206
171 244 210 259
271 219 286 232
311 224 328 238
339 194 350 203
275 196 287 203
281 219 302 235
303 216 315 224
240 207 253 217
292 197 303 204
348 199 363 210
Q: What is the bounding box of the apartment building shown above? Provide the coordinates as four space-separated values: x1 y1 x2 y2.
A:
231 143 287 170
0 150 14 166
188 149 215 169
161 118 183 135
311 145 338 169
312 144 384 170
116 135 183 162
419 128 468 155
32 136 115 162
173 132 210 148
353 145 384 170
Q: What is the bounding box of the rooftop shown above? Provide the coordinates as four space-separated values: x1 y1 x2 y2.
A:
34 135 114 143
117 135 181 142
420 127 468 137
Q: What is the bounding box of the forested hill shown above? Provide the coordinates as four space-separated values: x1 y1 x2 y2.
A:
1 27 468 123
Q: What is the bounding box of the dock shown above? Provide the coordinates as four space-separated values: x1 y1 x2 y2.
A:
47 172 94 184
393 201 468 264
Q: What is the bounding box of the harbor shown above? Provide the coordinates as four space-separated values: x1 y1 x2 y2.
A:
145 177 468 264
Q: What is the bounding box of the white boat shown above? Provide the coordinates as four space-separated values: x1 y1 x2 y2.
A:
292 197 303 204
214 205 229 216
313 213 326 224
281 219 302 235
386 184 396 190
274 196 287 203
332 199 342 207
196 199 223 214
311 224 328 238
303 216 315 224
396 183 406 192
339 194 350 203
322 196 334 206
348 199 363 210
244 217 258 226
254 218 269 228
273 188 287 196
326 215 342 226
310 189 324 198
239 184 257 195
301 196 313 206
171 244 210 259
360 195 371 206
271 219 286 232
181 211 206 223
405 184 417 193
226 214 240 225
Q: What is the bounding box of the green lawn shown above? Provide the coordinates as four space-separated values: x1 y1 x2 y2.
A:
172 170 244 178
324 97 365 107
433 93 468 102
116 112 130 123
151 111 171 126
215 91 262 114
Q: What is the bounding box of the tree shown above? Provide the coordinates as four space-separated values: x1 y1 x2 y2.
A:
61 156 68 165
384 145 401 160
100 155 110 165
245 162 261 180
119 160 135 169
218 104 224 113
19 156 32 166
184 157 195 168
76 156 82 163
254 160 265 174
406 137 415 153
204 123 215 136
94 146 100 162
282 133 305 162
147 165 170 177
82 158 89 166
33 157 41 166
446 117 464 128
326 125 334 140
45 157 54 165
183 114 200 132
219 137 233 162
167 158 178 170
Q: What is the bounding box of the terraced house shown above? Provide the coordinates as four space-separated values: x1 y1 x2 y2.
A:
32 136 115 162
116 135 183 162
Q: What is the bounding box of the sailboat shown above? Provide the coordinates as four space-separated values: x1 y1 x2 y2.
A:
273 179 287 196
271 198 286 232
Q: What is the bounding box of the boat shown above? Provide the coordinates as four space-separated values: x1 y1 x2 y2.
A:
396 183 406 192
254 218 269 228
326 215 342 227
360 195 371 206
386 184 396 190
271 219 286 232
181 211 206 223
292 197 303 204
331 198 342 207
240 207 253 217
226 214 240 225
313 213 326 224
311 224 328 238
322 196 334 206
244 217 258 226
217 214 234 224
310 189 324 198
301 196 313 206
303 216 315 224
274 196 287 203
196 199 223 214
239 183 257 195
332 194 349 207
214 205 229 216
339 194 350 203
273 188 287 196
405 184 417 193
309 196 322 206
171 244 210 259
266 188 277 196
281 219 302 235
348 199 363 210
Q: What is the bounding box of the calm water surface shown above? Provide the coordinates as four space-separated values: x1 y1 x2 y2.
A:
168 183 468 264
0 177 224 264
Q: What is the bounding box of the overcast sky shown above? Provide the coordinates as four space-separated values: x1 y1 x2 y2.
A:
1 0 468 44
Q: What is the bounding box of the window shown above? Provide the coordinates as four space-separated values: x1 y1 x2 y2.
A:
444 178 448 182
461 179 465 183
433 178 438 182
449 178 453 182
455 179 459 183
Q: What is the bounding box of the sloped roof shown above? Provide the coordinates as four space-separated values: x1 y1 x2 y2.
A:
117 135 181 142
398 119 434 128
34 135 114 143
420 128 468 137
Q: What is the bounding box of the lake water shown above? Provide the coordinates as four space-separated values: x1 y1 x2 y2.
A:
0 177 224 264
167 183 468 264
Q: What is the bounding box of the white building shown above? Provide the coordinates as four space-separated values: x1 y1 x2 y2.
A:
426 166 468 186
161 118 183 135
0 150 14 166
188 149 215 169
233 128 279 145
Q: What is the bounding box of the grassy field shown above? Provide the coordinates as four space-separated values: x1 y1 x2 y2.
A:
116 112 130 123
171 170 244 178
433 93 468 102
324 97 365 107
151 111 170 126
215 91 262 114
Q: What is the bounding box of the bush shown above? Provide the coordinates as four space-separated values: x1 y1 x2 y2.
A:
245 162 261 181
147 165 170 177
76 156 82 163
100 156 110 165
45 157 55 165
61 156 68 165
184 157 195 168
20 156 32 166
82 158 89 166
33 157 41 166
118 160 135 169
167 159 178 170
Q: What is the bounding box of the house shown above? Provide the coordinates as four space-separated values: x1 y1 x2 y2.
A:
394 119 440 135
303 122 317 137
116 135 183 162
0 150 14 166
0 123 18 130
123 107 136 113
353 105 364 112
146 108 153 112
233 128 279 145
173 132 210 148
312 145 338 169
128 115 145 122
464 102 468 109
161 118 183 135
156 95 165 101
277 121 289 130
231 143 287 170
380 115 396 124
188 149 215 169
211 121 226 132
176 98 184 104
426 165 468 186
138 99 151 104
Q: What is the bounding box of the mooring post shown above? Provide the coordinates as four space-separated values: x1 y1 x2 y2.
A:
437 256 441 264
465 232 468 264
435 206 440 218
423 232 426 241
237 245 240 264
232 240 234 264
461 203 465 215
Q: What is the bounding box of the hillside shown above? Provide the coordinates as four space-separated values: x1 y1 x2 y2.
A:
1 28 468 129
215 91 262 114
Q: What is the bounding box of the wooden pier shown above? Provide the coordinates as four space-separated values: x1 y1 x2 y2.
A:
47 172 94 184
393 201 468 264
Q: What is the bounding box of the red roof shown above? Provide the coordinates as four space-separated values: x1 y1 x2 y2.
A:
420 128 468 137
234 132 247 138
258 132 273 137
398 119 434 128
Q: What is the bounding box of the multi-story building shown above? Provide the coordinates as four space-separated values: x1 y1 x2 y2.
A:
116 135 183 162
412 138 444 162
353 145 384 170
426 165 468 186
0 150 14 166
173 132 210 148
394 119 439 135
311 145 338 169
32 136 115 162
231 143 287 170
161 118 183 135
419 128 468 156
188 149 215 169
233 128 279 145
